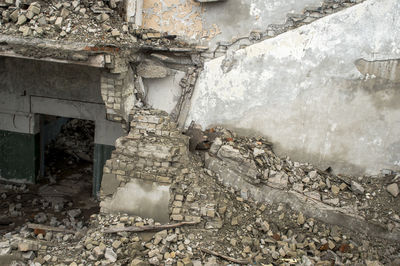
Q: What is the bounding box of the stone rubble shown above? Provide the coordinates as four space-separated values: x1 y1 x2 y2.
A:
386 183 399 198
200 126 400 232
48 118 95 163
0 0 190 47
0 109 399 266
1 194 399 265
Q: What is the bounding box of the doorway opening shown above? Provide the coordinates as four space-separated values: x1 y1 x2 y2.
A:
0 115 99 234
39 115 99 215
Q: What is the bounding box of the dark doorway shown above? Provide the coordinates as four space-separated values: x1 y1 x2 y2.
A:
0 116 99 234
39 115 99 215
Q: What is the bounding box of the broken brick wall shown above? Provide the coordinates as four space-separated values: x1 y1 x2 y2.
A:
99 108 192 222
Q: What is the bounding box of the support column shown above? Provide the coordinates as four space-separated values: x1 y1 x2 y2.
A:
93 144 115 198
93 118 125 197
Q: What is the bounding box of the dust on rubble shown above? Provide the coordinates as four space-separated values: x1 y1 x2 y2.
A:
0 0 189 48
0 124 399 265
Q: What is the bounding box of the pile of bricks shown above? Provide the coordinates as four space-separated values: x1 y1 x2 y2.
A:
100 108 192 221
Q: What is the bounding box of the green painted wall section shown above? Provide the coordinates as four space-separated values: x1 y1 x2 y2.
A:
0 130 39 183
93 144 115 198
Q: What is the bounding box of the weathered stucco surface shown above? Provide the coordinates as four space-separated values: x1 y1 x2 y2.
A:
186 0 400 175
142 0 205 40
142 0 324 45
201 0 323 47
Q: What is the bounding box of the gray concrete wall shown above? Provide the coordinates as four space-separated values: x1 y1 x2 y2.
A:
0 56 124 146
0 56 103 115
186 0 400 175
0 112 39 134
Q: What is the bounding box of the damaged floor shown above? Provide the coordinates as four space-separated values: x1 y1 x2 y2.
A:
0 121 399 265
0 118 99 264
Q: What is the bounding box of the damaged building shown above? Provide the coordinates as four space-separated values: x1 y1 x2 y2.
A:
0 0 399 265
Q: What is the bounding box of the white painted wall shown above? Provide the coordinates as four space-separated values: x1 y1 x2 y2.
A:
186 0 400 175
145 70 185 114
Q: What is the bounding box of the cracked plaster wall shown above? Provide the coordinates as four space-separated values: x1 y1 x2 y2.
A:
142 0 324 47
186 0 400 175
142 0 205 41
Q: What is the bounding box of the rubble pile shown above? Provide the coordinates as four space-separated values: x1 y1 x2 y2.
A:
201 127 400 234
0 0 182 46
0 170 399 265
49 118 94 163
0 177 95 252
0 112 399 265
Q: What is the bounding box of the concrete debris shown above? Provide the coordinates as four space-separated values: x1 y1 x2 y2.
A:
0 108 398 266
351 180 365 195
104 247 117 262
267 172 288 189
136 59 172 79
50 118 94 162
202 126 400 236
67 209 82 219
0 0 191 48
387 183 399 197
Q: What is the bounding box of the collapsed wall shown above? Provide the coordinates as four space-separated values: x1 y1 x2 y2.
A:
186 0 400 175
99 108 191 222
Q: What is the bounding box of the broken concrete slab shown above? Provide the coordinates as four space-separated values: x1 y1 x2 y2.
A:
206 156 400 242
387 183 399 197
137 60 171 79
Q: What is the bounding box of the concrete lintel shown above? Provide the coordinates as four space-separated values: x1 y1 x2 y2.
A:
0 50 105 68
0 34 111 52
0 112 39 134
31 96 106 122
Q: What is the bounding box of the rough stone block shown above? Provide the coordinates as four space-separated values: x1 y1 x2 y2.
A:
137 60 171 79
